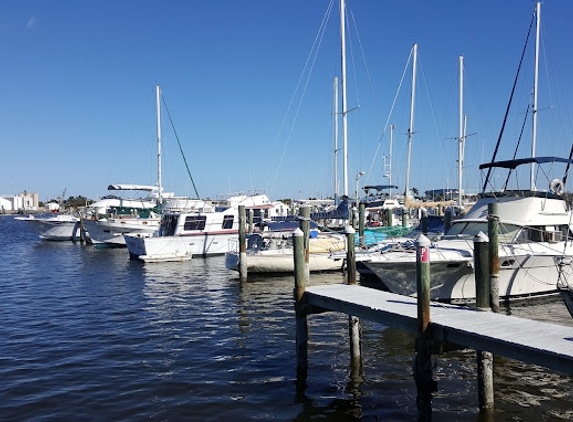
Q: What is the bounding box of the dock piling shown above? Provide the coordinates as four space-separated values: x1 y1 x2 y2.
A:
421 211 428 235
248 209 254 234
238 205 247 282
487 203 500 313
413 234 436 419
474 230 495 410
444 209 452 233
386 208 393 227
345 226 357 285
474 232 490 310
345 225 361 363
293 228 308 385
358 203 365 247
299 206 310 280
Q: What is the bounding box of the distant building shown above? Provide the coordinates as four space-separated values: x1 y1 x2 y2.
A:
45 201 60 212
0 191 39 212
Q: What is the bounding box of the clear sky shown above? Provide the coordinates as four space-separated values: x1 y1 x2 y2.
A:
2 0 573 202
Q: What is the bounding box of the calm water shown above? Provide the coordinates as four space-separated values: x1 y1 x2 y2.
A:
1 215 573 421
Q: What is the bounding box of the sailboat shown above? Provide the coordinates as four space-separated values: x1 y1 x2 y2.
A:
358 2 573 304
224 0 355 275
81 86 175 246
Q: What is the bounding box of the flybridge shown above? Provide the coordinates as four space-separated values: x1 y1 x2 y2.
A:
105 184 175 200
107 184 157 191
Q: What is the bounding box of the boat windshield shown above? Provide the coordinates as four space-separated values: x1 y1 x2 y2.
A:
445 221 521 243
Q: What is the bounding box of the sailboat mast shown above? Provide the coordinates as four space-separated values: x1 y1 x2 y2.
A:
156 85 162 204
340 0 349 197
389 124 394 196
333 77 339 203
530 1 540 191
404 43 418 199
458 55 464 208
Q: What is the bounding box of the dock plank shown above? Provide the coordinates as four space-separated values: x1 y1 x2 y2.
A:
304 284 573 375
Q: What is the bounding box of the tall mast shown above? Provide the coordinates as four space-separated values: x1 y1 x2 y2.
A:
340 0 349 196
458 55 464 208
530 1 540 191
389 124 394 196
333 76 339 203
156 85 162 204
404 43 418 199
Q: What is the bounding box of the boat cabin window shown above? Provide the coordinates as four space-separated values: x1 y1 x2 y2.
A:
247 209 266 225
446 221 487 237
523 225 570 243
446 221 521 242
184 216 207 231
222 215 234 229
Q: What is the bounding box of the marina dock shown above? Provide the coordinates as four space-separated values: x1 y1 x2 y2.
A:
293 224 573 419
303 284 573 375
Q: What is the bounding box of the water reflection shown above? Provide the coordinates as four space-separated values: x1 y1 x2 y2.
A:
2 214 573 421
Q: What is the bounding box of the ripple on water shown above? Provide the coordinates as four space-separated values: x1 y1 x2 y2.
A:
1 217 573 420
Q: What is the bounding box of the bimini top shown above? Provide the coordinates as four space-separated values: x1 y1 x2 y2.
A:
107 184 158 191
363 185 399 192
479 156 573 170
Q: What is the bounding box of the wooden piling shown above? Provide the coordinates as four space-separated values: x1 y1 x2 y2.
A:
473 230 494 411
248 209 254 234
413 234 436 420
293 228 308 385
383 208 390 227
402 210 408 227
349 206 358 230
299 206 310 281
421 211 428 235
444 209 452 233
345 225 361 364
238 205 247 282
474 231 490 310
345 226 357 285
477 350 495 411
487 202 500 313
358 203 365 247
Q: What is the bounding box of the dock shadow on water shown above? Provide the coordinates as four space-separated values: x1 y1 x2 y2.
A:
1 216 573 420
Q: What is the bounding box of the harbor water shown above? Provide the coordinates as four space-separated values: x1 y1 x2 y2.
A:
1 215 573 421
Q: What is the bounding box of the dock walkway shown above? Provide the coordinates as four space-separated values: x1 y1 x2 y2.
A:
304 284 573 375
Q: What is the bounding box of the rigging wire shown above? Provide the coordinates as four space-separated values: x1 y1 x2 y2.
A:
267 0 335 197
161 95 201 199
366 48 413 180
482 11 535 192
347 7 383 185
503 103 531 190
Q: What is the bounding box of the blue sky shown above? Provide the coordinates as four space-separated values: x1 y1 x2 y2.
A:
2 1 573 202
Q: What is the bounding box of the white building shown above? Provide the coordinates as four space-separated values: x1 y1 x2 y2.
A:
0 191 39 212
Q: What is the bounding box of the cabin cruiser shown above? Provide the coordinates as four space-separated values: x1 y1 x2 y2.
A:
124 194 288 262
16 213 81 241
81 184 174 246
358 157 573 304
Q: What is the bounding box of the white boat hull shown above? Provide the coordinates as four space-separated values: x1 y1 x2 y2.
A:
139 253 192 263
82 217 160 246
225 250 344 274
16 215 80 241
362 245 567 304
125 231 238 261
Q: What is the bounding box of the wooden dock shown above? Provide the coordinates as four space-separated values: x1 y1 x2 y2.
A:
304 283 573 376
290 210 573 418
